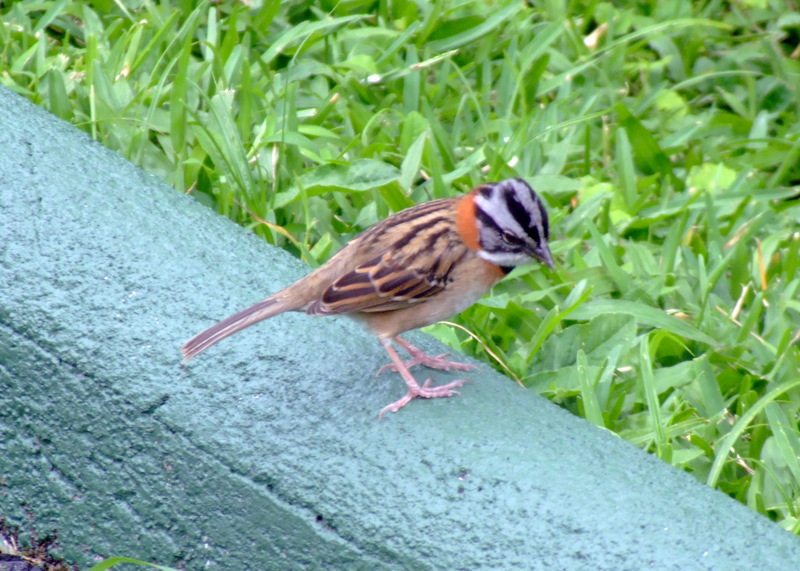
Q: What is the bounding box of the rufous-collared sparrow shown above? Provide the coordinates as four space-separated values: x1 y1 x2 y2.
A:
182 178 553 416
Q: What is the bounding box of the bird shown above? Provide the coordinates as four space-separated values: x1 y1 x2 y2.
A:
181 178 554 417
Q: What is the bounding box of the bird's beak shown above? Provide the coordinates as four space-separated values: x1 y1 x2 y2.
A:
530 242 554 270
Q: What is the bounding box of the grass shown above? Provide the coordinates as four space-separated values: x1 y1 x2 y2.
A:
2 0 800 551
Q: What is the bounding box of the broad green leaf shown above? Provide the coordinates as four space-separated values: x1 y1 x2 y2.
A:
300 160 401 192
400 130 428 191
534 313 636 370
427 3 521 52
569 300 717 345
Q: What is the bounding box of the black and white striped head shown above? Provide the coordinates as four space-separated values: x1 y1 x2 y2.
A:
473 178 554 270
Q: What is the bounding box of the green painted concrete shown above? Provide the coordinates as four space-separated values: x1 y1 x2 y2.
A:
1 87 798 570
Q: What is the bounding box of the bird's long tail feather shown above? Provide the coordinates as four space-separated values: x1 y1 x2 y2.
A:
181 299 284 361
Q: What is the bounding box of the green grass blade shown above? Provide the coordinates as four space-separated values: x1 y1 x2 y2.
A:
708 377 800 488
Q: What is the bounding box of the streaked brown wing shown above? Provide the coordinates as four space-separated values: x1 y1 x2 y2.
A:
304 196 471 316
306 254 446 315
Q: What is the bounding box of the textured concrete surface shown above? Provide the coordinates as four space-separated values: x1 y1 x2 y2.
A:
1 86 799 569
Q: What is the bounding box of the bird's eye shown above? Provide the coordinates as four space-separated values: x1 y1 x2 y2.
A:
502 231 522 246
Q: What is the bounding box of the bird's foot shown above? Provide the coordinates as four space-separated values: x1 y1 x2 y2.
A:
376 353 476 375
376 337 478 375
378 378 469 419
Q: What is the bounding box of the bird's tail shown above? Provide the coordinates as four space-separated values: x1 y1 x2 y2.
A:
181 298 285 361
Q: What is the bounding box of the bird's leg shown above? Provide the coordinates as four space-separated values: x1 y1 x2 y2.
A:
378 338 469 418
376 335 479 375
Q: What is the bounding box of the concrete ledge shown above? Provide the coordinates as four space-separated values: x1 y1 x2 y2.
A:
1 87 798 569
